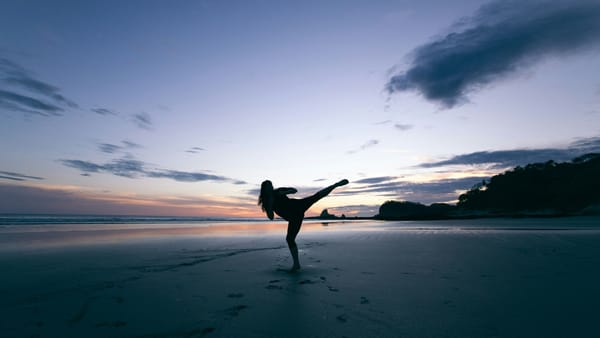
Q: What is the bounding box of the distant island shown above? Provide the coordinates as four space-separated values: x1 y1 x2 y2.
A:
319 153 600 221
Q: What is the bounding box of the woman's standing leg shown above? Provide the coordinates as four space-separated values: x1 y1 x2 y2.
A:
286 219 302 271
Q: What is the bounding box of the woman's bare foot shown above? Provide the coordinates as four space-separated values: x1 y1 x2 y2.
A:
290 264 301 272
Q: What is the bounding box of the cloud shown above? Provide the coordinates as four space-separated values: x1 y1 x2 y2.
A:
394 123 413 131
4 76 77 108
347 139 379 154
99 143 121 154
571 135 600 151
418 135 600 169
122 140 142 149
185 147 205 154
0 58 78 116
132 112 152 130
91 107 118 116
354 176 397 184
386 0 600 108
146 170 228 183
60 156 246 184
0 90 63 116
97 140 143 154
0 170 44 181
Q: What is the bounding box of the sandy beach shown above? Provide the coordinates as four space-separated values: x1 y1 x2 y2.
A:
1 218 600 337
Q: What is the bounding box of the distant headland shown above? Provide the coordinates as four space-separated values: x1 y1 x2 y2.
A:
317 153 600 221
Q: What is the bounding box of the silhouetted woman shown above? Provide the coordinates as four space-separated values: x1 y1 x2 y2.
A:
258 179 349 271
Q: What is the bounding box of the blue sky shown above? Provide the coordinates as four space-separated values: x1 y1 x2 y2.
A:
1 0 600 217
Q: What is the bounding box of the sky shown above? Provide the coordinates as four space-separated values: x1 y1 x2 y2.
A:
1 0 600 217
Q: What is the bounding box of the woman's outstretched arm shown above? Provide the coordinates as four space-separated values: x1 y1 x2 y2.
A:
276 187 297 195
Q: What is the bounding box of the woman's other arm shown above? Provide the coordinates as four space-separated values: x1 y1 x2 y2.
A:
276 187 297 195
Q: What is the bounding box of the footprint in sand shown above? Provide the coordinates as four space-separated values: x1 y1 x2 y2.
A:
266 279 283 290
199 327 216 336
327 286 339 292
68 297 96 325
336 314 348 323
360 296 370 305
224 305 248 318
299 279 316 285
95 320 127 328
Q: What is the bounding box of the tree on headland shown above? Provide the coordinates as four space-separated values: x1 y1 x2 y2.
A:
457 153 600 215
376 201 455 220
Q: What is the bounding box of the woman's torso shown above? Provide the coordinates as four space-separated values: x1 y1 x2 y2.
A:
273 191 304 221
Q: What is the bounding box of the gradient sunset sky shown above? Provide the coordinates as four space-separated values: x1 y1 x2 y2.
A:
1 0 600 217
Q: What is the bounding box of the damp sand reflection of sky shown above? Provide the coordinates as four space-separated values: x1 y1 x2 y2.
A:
2 217 599 250
0 220 371 250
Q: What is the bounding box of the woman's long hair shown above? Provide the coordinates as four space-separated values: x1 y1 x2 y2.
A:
258 180 274 219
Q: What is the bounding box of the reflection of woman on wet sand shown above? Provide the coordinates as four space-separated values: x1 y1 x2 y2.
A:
258 179 349 271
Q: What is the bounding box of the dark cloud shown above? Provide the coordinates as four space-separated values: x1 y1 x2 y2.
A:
0 175 24 181
97 140 143 154
99 143 121 154
0 171 44 181
419 135 600 169
386 0 600 107
394 123 413 131
0 90 63 116
146 170 228 183
347 139 379 154
60 156 245 184
60 159 105 174
62 158 145 179
4 76 77 108
122 140 142 149
185 147 205 154
132 112 152 130
0 58 78 116
91 107 118 116
354 176 397 184
420 149 574 169
571 136 600 151
100 158 145 178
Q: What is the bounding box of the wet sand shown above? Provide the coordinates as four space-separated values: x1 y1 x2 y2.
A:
1 218 600 337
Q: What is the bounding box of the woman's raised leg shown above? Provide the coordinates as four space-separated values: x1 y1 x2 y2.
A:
301 179 349 211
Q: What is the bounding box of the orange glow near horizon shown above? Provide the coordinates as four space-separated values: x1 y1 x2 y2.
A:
2 165 495 217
